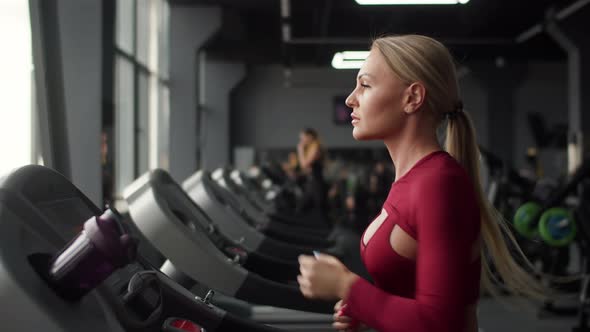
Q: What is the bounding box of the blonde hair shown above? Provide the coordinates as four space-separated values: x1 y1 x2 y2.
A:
373 35 548 300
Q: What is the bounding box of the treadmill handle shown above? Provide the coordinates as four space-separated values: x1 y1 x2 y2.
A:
236 272 336 314
156 272 283 332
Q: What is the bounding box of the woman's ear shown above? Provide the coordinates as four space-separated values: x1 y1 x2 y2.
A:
403 83 426 115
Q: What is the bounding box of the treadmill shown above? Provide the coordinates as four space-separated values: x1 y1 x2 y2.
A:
123 169 336 314
211 168 333 247
227 169 278 215
0 165 295 332
227 168 330 228
183 170 355 261
212 170 368 282
182 170 324 260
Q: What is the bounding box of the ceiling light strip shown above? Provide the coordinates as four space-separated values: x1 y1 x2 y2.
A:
356 0 468 4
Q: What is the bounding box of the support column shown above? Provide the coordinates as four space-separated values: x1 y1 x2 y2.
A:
550 6 590 174
169 6 221 181
31 0 103 205
30 0 70 179
59 0 103 205
200 57 246 170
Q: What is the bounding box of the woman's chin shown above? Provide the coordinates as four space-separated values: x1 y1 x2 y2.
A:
352 127 371 141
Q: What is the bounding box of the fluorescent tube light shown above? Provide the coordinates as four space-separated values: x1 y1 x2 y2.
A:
356 0 469 4
340 51 370 60
331 51 370 69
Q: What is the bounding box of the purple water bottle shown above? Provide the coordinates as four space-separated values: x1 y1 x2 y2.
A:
48 208 137 301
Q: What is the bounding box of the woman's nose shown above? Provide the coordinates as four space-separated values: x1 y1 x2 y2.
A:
345 91 356 108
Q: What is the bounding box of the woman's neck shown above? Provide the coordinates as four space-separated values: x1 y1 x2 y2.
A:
384 124 441 182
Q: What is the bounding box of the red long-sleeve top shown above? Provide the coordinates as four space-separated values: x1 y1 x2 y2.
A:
342 151 481 332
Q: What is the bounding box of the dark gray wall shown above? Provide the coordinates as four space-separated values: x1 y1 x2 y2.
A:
459 71 488 148
471 61 528 166
169 6 221 182
232 66 382 150
59 0 102 205
514 61 568 178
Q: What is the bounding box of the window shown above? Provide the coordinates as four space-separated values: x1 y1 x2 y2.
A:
116 0 134 55
136 0 150 66
113 0 170 199
0 0 33 176
137 72 150 174
114 55 135 195
157 85 170 170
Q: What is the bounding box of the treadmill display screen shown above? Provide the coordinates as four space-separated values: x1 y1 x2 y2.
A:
37 197 97 240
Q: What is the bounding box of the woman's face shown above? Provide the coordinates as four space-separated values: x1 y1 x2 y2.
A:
299 132 312 145
345 48 408 141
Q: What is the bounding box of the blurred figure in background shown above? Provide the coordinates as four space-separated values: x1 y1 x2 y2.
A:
296 128 328 221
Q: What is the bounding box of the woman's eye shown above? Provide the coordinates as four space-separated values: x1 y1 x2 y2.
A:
361 83 370 88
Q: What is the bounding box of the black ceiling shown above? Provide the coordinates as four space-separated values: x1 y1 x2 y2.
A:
173 0 588 66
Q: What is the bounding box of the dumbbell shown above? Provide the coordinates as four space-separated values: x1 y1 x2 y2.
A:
513 202 576 247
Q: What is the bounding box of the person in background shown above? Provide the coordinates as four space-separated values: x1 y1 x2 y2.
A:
296 128 328 221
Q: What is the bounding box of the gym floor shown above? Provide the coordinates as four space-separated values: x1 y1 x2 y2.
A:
479 296 579 332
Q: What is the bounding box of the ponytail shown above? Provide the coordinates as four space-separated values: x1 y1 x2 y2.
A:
446 110 549 300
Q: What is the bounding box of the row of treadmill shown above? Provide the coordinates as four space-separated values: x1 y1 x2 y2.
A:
0 165 363 332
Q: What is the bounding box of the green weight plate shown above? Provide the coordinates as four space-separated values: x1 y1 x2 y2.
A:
538 207 576 247
513 202 542 239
